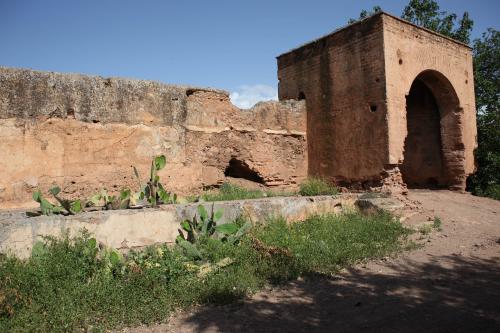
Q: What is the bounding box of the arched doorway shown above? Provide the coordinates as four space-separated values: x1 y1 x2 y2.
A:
401 70 465 189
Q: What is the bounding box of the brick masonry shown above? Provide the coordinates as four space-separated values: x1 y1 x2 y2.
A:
277 12 476 190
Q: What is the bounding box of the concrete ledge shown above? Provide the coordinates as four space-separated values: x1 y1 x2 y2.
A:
0 195 357 258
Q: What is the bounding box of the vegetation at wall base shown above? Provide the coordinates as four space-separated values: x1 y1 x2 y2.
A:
298 177 339 196
29 155 179 216
197 178 338 202
196 182 295 202
0 211 409 332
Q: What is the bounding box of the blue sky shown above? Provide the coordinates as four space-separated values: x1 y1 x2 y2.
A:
1 0 498 107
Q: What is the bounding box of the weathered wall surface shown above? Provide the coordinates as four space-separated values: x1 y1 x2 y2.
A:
277 14 389 186
382 14 476 189
277 13 476 191
0 68 307 209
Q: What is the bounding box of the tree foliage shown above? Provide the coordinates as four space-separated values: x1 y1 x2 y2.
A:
348 0 473 44
401 0 473 44
467 29 500 199
348 6 382 24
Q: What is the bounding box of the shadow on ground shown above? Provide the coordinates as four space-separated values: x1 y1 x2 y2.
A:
178 255 500 332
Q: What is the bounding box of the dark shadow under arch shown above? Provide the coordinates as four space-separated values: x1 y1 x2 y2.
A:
401 70 465 189
224 158 265 184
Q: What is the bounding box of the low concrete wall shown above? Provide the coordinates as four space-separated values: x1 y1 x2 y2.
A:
0 195 356 258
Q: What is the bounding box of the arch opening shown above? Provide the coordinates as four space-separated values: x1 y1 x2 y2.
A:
401 70 465 189
224 158 265 184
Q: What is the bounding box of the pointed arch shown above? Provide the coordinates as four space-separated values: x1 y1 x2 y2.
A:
402 70 465 189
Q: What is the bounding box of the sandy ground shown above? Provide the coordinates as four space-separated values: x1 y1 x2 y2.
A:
122 190 500 333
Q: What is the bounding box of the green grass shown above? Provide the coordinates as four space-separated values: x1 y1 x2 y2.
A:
418 224 433 236
299 177 339 196
417 217 443 237
191 178 339 203
0 211 409 332
255 211 408 275
196 183 293 202
432 217 442 231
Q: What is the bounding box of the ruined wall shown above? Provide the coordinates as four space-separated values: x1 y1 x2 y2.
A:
382 14 476 189
277 14 389 186
0 67 307 209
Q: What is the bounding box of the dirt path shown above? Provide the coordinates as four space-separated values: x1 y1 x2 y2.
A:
124 190 500 333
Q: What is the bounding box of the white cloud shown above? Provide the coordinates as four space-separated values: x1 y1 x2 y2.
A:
230 84 278 109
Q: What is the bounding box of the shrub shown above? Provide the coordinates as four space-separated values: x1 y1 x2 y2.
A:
299 177 338 196
201 183 266 201
199 183 293 202
0 211 409 332
432 217 443 231
484 184 500 200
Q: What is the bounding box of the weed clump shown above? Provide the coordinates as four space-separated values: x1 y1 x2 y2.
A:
199 183 291 202
299 177 339 196
432 217 442 231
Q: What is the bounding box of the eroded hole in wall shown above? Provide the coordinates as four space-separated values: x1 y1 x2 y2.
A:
66 108 75 118
399 59 403 65
298 92 306 100
224 158 265 184
369 104 378 112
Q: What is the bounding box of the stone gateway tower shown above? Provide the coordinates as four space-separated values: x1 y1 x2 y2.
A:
277 12 476 190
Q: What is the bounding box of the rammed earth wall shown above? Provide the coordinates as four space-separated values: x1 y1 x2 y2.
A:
0 67 307 209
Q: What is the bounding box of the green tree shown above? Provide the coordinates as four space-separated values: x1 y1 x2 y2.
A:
402 0 473 44
348 6 382 24
467 29 500 199
349 1 473 45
